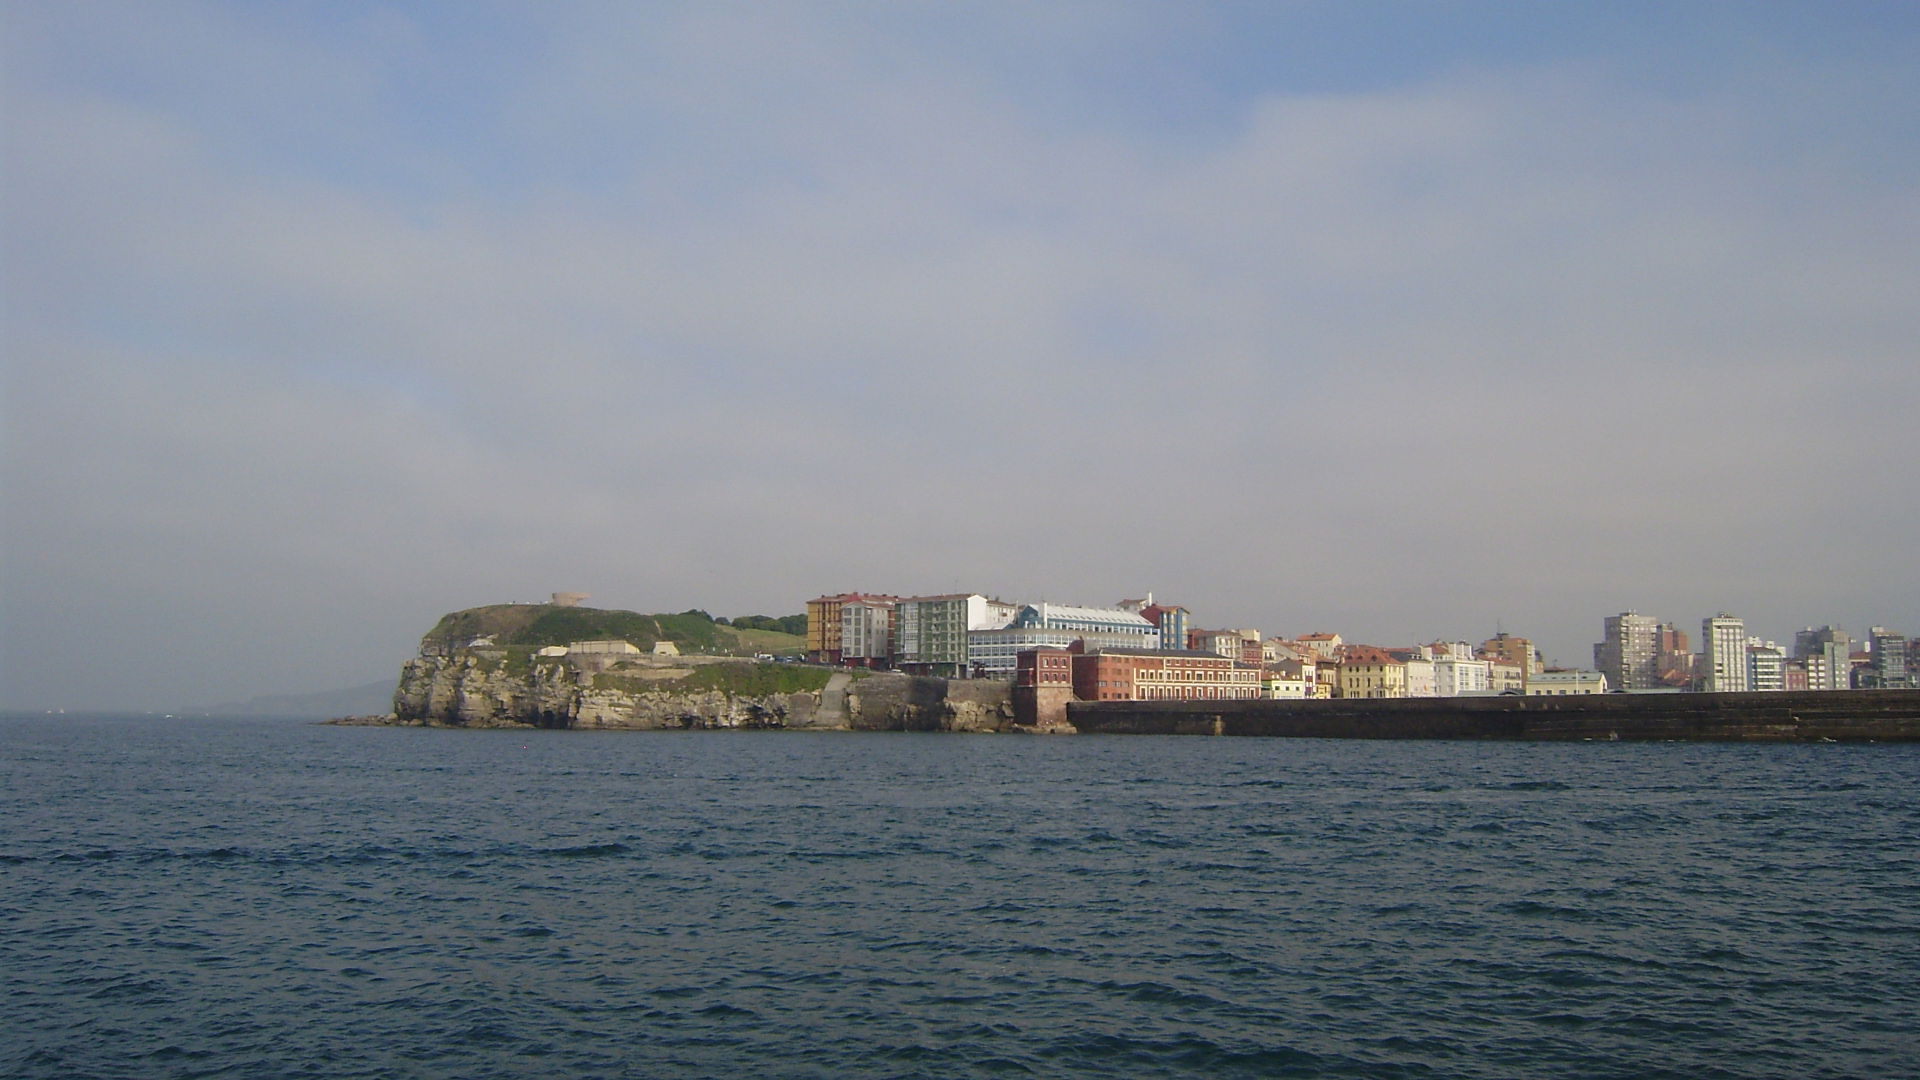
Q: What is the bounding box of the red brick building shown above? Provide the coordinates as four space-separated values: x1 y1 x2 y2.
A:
1072 647 1264 702
1014 644 1078 728
1015 646 1076 689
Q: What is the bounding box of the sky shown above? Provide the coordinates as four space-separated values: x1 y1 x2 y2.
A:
4 1 1917 710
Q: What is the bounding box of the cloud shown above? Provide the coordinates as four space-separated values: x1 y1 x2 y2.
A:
4 3 1917 706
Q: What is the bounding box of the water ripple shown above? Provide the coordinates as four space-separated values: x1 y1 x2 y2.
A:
2 716 1916 1080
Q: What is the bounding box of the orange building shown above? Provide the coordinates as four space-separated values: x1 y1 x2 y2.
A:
804 592 900 664
804 594 852 663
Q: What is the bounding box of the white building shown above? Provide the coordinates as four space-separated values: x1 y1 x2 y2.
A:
966 602 1159 680
1264 653 1316 699
1014 603 1159 645
1526 670 1610 695
1435 655 1493 696
1487 658 1526 695
967 625 1168 680
1747 639 1786 692
1402 654 1437 698
1189 628 1259 660
839 597 895 667
1702 613 1750 693
1263 666 1312 699
569 640 641 655
1295 633 1343 661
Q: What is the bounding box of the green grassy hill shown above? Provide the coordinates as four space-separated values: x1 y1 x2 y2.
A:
723 626 807 655
421 604 804 657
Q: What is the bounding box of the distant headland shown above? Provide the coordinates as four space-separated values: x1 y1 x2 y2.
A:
333 596 1920 740
345 599 1029 733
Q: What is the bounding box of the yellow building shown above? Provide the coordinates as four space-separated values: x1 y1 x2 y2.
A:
1334 645 1408 699
805 594 850 663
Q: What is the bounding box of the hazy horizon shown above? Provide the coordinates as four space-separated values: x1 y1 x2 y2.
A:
5 2 1917 711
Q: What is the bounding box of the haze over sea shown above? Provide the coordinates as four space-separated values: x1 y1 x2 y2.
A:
3 716 1914 1079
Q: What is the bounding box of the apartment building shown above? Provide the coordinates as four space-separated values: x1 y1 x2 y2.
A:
1867 628 1911 689
1747 641 1786 692
1595 612 1660 691
1702 613 1750 693
1795 626 1855 690
839 596 896 669
895 594 1020 677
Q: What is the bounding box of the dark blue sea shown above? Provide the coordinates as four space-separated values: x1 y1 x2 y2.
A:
2 715 1915 1079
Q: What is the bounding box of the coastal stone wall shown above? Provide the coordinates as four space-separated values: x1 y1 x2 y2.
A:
845 675 1016 732
1012 683 1076 733
1069 690 1920 741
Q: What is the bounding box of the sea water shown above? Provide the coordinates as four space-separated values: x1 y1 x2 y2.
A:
2 714 1915 1079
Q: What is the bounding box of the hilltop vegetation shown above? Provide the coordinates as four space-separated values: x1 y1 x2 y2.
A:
421 604 804 657
593 663 842 696
721 614 807 636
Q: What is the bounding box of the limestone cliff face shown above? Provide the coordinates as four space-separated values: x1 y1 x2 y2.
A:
393 654 578 727
569 685 829 730
393 655 1016 732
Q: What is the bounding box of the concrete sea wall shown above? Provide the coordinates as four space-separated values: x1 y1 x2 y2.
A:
1069 690 1920 742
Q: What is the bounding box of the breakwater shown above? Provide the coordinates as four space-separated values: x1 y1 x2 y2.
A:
1069 689 1920 741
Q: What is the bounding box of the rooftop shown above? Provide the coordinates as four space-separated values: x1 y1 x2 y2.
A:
1340 645 1404 665
1085 647 1259 664
1016 602 1156 628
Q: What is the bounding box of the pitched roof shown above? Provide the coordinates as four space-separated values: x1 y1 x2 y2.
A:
1339 645 1404 665
1085 648 1259 664
1017 603 1155 628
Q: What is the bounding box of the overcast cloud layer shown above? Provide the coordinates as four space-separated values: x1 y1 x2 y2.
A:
4 2 1917 710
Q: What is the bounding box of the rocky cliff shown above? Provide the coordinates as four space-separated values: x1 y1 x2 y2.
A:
390 652 1018 732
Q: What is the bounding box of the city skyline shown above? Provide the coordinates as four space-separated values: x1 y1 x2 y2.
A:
809 587 1913 678
5 3 1918 710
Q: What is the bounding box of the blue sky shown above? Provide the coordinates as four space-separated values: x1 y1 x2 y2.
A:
4 2 1918 709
